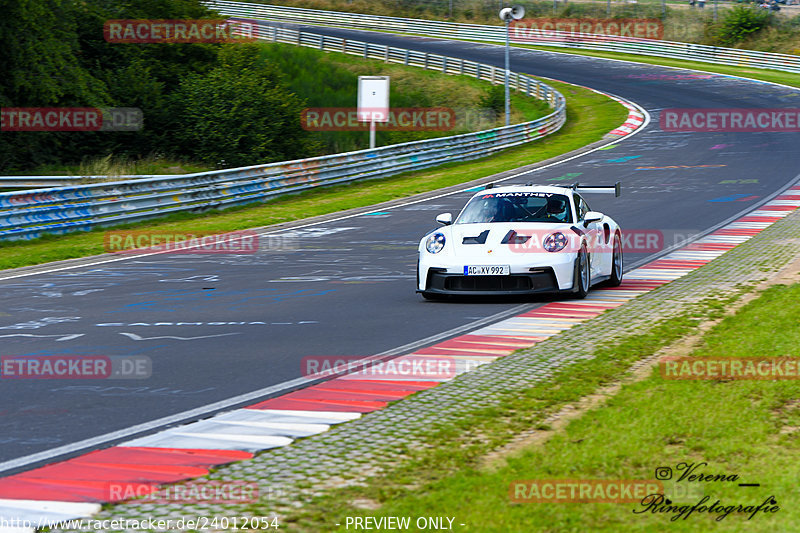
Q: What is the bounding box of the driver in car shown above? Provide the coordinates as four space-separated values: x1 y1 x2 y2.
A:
543 197 569 222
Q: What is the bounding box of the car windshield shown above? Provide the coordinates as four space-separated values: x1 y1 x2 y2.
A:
456 192 573 224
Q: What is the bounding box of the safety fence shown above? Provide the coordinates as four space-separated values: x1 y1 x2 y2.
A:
206 1 800 74
0 25 565 240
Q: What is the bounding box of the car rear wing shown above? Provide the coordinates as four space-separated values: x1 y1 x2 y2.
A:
572 182 621 197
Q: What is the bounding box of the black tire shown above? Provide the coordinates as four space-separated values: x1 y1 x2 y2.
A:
573 244 590 299
605 233 623 287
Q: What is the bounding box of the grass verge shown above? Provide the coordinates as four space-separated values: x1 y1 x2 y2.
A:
516 43 800 89
283 281 800 532
0 78 626 271
12 155 212 178
259 43 551 154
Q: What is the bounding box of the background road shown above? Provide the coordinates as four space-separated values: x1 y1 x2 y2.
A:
1 25 798 471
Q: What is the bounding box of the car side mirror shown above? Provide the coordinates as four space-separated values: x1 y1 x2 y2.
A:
436 213 453 225
583 211 603 225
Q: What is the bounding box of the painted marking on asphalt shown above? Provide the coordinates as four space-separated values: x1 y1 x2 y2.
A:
605 155 642 163
0 334 84 342
119 332 242 341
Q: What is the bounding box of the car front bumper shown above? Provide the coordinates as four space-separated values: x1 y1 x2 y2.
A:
417 253 577 295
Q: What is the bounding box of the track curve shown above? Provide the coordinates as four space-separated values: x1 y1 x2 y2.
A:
1 26 798 473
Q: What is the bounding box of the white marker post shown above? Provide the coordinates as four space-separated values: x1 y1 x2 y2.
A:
357 76 389 149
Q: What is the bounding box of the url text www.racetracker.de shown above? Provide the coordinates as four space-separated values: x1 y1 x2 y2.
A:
0 516 279 531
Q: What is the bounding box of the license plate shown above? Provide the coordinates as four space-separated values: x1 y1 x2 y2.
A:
464 265 510 276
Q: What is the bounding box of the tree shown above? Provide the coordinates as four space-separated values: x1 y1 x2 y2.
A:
171 45 318 168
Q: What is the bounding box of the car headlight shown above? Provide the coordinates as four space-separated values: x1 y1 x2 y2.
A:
425 233 446 254
543 232 568 252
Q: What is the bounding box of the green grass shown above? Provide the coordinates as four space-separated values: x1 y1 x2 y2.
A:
15 155 212 177
258 43 551 154
0 77 625 271
283 283 800 532
8 42 550 177
513 43 800 88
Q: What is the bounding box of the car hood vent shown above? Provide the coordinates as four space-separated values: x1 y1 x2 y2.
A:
462 229 490 244
500 230 531 245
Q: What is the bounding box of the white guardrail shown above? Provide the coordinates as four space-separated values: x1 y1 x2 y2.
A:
0 24 565 240
208 1 800 74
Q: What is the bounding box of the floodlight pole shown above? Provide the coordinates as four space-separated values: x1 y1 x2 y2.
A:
504 18 511 127
500 6 524 128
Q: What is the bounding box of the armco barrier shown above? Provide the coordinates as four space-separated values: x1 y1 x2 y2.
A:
205 1 800 74
0 25 565 241
0 176 161 188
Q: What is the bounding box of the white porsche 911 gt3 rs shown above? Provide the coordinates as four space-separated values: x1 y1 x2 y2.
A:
417 183 623 300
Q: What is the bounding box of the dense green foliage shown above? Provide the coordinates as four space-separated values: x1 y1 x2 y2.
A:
0 0 547 172
0 0 317 172
712 6 772 46
171 46 316 168
479 84 506 115
256 44 544 155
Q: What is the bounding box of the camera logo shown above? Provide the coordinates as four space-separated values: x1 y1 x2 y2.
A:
655 467 673 480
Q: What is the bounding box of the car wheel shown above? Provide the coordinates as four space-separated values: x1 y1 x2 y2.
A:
605 233 623 287
573 244 590 299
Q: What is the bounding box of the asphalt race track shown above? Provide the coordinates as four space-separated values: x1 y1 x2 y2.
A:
1 26 798 473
